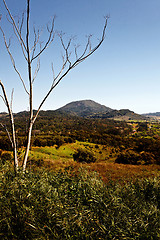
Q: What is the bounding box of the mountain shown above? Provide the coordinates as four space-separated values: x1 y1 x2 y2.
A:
0 100 147 121
57 100 112 117
142 112 160 120
57 100 147 120
0 112 7 118
91 109 147 121
143 112 160 117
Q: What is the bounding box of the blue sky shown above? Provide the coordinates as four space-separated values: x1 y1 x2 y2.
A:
0 0 160 114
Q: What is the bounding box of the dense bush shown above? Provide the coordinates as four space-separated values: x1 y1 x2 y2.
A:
0 137 12 150
115 150 155 165
0 165 160 239
73 148 96 163
115 150 140 164
0 152 12 164
33 136 75 148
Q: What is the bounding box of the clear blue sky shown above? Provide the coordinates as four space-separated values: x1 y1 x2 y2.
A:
0 0 160 114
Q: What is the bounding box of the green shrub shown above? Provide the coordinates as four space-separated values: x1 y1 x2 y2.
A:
33 138 47 147
139 151 155 165
0 152 12 164
115 150 156 165
27 154 44 167
115 150 140 164
73 148 96 163
54 136 65 149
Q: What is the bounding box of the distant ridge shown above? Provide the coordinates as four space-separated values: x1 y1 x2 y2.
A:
57 100 112 117
0 100 148 121
142 112 160 120
0 112 8 118
91 109 147 121
143 112 160 117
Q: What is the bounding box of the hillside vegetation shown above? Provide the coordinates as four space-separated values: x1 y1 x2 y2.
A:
1 109 160 165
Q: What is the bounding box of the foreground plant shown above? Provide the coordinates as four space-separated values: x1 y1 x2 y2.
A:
0 163 160 239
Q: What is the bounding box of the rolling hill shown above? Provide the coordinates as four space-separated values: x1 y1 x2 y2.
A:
57 100 147 120
91 109 148 121
0 100 148 121
142 112 160 121
57 100 112 117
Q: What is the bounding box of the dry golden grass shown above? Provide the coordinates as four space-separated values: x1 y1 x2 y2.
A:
88 162 160 183
26 143 160 183
42 158 160 183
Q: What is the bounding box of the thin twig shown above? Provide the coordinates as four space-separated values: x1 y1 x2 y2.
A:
3 0 27 52
31 17 55 62
0 27 29 95
0 122 13 147
32 57 40 83
0 94 7 106
33 16 108 123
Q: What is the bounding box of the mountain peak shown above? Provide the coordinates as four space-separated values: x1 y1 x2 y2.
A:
57 99 112 117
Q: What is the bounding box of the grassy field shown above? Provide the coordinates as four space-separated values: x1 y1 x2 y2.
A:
28 142 160 183
0 141 160 239
0 162 160 239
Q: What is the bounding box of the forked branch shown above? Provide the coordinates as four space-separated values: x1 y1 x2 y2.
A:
0 80 18 170
3 0 27 52
33 16 109 123
0 27 29 95
31 17 56 62
0 122 13 147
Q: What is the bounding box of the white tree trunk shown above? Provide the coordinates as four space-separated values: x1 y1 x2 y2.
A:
22 122 33 172
10 112 19 171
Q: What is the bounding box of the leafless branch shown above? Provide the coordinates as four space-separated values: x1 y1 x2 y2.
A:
14 12 25 35
0 122 13 147
5 13 28 60
0 80 18 167
31 17 55 62
0 80 12 114
0 94 7 106
3 0 27 52
30 27 41 60
79 34 92 60
58 33 73 67
51 55 67 88
32 57 40 83
20 12 25 35
73 16 108 66
51 63 56 87
74 44 80 60
10 88 14 111
32 16 108 123
0 27 29 95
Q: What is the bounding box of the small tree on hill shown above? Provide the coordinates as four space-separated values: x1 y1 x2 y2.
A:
0 0 108 173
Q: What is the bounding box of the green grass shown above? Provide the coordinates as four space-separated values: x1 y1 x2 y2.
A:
29 142 113 164
0 161 160 239
30 145 74 160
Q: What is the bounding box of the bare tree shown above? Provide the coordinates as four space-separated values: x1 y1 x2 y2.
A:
0 0 108 173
